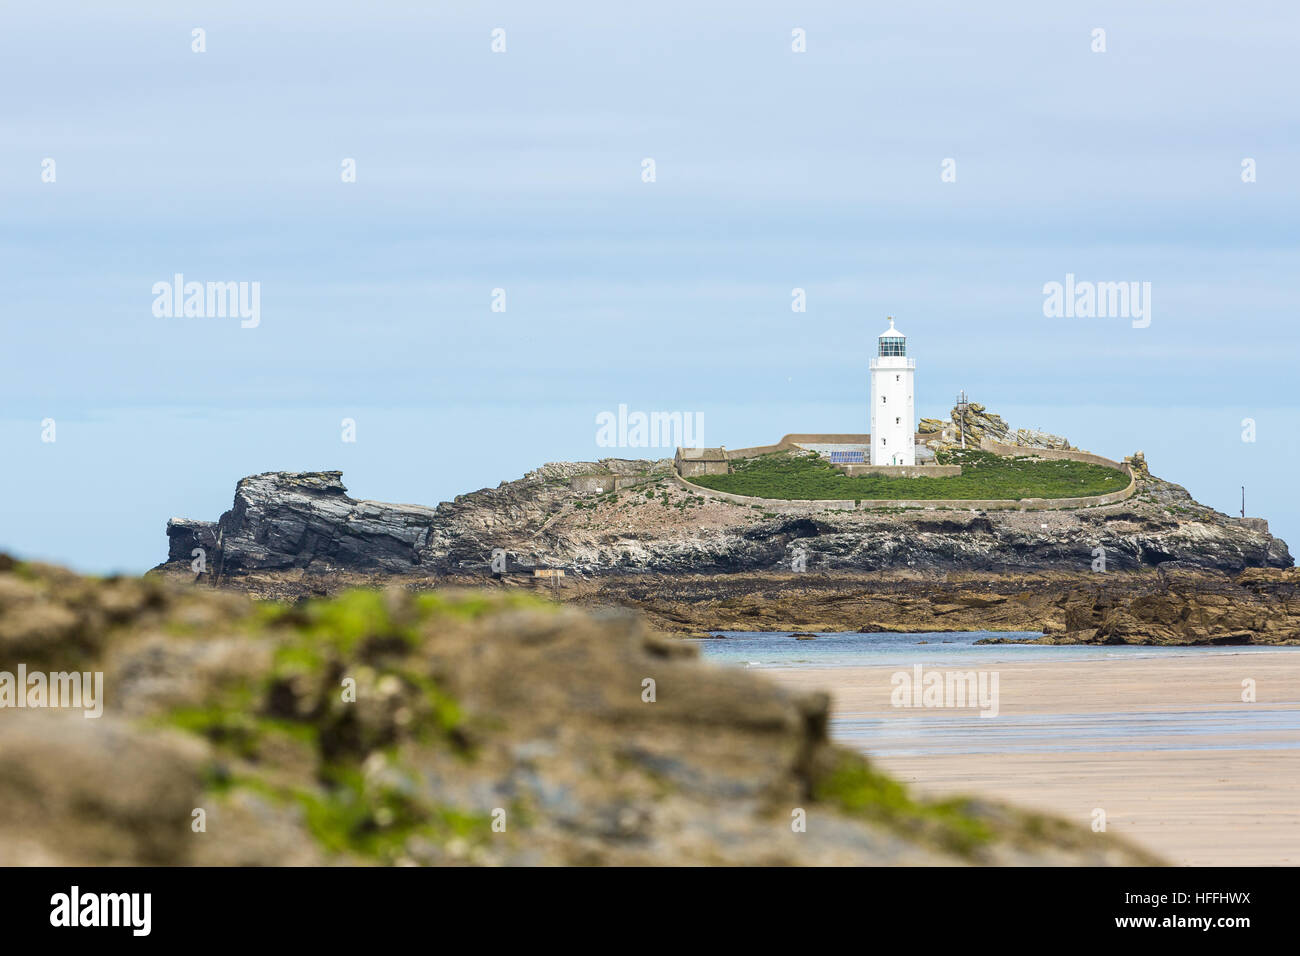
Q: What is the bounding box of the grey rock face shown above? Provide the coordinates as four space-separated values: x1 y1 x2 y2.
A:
209 471 440 573
166 518 219 562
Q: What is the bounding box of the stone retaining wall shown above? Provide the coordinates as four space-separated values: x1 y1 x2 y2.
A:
978 438 1125 471
572 473 663 494
836 464 962 478
569 474 618 495
778 433 870 445
722 441 798 459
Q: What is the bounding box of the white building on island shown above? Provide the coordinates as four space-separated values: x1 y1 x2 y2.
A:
869 316 916 466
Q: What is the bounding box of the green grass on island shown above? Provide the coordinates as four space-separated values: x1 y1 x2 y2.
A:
688 449 1127 501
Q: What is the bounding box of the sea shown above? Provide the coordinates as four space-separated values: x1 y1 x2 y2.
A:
690 631 1300 757
689 629 1294 669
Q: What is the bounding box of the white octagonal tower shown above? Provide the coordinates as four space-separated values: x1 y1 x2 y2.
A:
869 316 915 466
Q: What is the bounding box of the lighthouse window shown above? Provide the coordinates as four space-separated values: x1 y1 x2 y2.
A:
879 336 906 357
895 375 900 381
881 438 887 446
895 417 900 425
882 395 887 404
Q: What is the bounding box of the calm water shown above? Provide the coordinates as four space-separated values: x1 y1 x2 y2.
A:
832 709 1300 756
691 631 1300 756
690 629 1298 669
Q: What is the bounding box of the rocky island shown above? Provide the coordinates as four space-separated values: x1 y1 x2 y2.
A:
152 406 1297 646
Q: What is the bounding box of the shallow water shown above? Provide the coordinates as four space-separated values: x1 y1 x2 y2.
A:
692 631 1300 756
832 709 1300 756
690 630 1297 669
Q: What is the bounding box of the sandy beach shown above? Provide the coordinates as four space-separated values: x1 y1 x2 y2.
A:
767 652 1300 866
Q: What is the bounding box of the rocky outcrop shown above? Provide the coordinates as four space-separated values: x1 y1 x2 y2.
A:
185 471 442 574
999 564 1300 646
919 402 1071 451
555 569 1300 646
165 518 220 563
158 457 1291 583
0 554 1159 865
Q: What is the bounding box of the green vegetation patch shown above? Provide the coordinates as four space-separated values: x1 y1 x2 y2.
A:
204 761 495 862
296 763 493 859
159 586 562 860
255 588 551 648
813 755 992 857
690 449 1125 501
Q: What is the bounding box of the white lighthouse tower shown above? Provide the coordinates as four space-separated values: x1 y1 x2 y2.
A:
869 316 915 466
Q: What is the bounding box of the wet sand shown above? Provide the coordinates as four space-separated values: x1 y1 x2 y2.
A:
767 653 1300 865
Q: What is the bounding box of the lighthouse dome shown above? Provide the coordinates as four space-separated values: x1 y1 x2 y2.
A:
877 316 906 356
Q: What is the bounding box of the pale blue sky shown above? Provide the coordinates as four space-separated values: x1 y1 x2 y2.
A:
2 1 1297 573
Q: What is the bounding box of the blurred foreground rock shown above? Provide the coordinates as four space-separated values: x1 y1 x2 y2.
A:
0 555 1160 865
